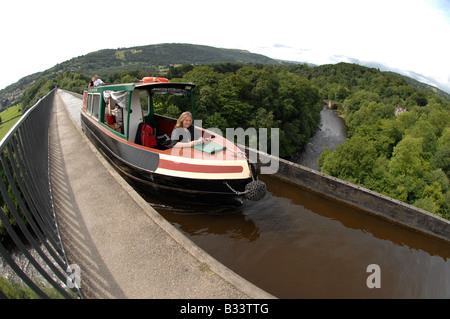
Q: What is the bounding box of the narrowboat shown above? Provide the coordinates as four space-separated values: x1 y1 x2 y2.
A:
81 77 266 207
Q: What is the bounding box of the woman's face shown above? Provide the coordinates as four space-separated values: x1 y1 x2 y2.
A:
182 116 192 128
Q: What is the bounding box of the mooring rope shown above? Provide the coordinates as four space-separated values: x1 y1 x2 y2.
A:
224 179 267 201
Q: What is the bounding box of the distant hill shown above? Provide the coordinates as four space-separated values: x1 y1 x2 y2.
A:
0 43 285 109
385 71 450 101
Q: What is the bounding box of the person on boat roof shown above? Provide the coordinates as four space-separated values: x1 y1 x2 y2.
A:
170 111 205 148
87 76 95 88
93 75 104 87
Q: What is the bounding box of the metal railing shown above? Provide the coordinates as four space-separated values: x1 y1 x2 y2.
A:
0 89 81 299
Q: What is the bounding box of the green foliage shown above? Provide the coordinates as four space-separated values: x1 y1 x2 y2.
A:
0 276 42 299
320 136 378 185
21 79 56 113
0 150 28 242
432 144 450 177
389 136 428 177
346 101 394 136
0 275 65 299
165 64 321 157
0 104 22 139
56 71 90 94
20 71 92 112
316 63 450 218
107 69 148 84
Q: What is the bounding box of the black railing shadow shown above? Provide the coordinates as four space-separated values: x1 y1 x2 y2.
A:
48 97 126 298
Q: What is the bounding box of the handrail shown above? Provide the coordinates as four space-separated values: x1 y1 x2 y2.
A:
0 88 81 299
0 89 53 151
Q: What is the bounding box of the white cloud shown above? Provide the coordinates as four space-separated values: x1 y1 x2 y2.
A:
248 0 450 93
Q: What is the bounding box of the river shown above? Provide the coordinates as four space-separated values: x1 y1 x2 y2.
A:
291 105 347 170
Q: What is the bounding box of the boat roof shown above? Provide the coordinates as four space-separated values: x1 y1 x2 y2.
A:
86 81 195 94
136 82 195 96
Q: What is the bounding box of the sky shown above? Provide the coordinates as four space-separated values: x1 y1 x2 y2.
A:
1 0 450 93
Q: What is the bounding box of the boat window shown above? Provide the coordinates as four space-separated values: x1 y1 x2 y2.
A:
92 94 101 119
151 87 189 97
139 90 149 116
86 94 93 115
86 93 101 119
103 90 129 108
102 90 129 135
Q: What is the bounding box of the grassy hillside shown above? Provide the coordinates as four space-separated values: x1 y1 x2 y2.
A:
0 104 22 139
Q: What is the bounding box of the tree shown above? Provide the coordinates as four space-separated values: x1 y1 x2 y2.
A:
405 120 437 157
389 135 428 178
205 113 228 133
395 110 419 135
408 91 428 107
340 90 380 115
354 119 401 158
319 136 378 185
427 108 450 137
346 101 394 136
432 144 450 177
414 197 439 214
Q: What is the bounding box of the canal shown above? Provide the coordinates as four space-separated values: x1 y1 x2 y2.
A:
144 173 450 298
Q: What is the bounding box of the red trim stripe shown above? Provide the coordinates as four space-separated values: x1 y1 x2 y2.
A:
158 159 243 174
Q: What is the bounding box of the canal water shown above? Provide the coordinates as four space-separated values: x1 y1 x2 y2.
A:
142 106 450 298
145 174 450 298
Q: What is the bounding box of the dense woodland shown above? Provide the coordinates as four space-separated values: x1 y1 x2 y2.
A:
300 63 450 218
9 61 450 221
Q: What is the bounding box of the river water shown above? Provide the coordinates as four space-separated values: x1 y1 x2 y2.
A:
291 105 347 170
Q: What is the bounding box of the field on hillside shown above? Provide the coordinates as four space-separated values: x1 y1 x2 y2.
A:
0 105 22 140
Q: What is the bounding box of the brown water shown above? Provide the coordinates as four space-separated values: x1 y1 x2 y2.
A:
144 173 450 299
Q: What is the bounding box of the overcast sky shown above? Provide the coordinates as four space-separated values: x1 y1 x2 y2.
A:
1 0 449 93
